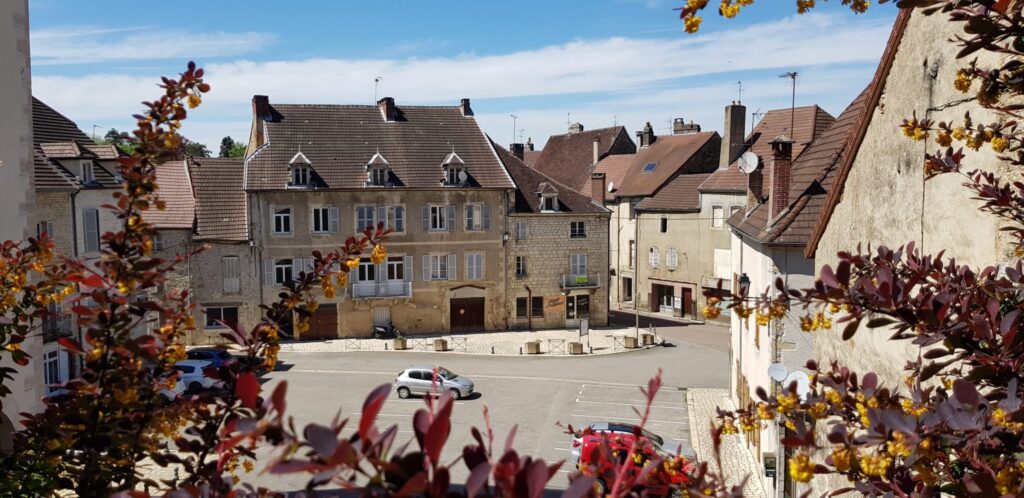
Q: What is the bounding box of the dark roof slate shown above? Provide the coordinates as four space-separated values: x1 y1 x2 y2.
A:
493 142 607 215
636 172 713 212
189 157 248 241
530 126 636 192
245 102 513 190
148 160 196 230
615 132 720 198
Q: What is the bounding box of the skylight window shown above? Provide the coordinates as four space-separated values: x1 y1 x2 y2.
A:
641 162 657 173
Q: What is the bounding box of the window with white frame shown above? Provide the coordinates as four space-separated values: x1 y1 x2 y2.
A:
274 259 293 285
514 220 528 240
44 348 63 394
80 161 94 183
629 240 636 268
515 255 527 277
666 248 679 270
714 249 731 280
570 253 587 276
273 208 292 235
429 204 447 231
311 206 339 234
541 195 558 212
570 221 586 238
445 165 462 185
369 166 388 186
465 203 488 231
356 258 376 282
36 220 54 240
649 247 660 268
291 165 309 187
386 256 405 281
466 253 483 280
388 206 405 233
83 208 100 253
204 306 239 328
355 205 376 232
660 217 668 233
222 256 240 293
152 232 164 251
429 254 448 280
730 205 742 218
711 205 724 229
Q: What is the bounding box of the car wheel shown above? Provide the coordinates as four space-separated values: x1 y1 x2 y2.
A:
449 388 461 400
188 382 202 392
592 478 608 497
397 387 411 399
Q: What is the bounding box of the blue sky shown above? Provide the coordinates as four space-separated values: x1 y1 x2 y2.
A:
29 0 897 151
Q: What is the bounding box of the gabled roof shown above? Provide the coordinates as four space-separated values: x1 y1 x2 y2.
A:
636 172 714 212
244 100 514 190
530 126 636 192
188 157 248 241
729 87 870 246
289 151 311 165
367 152 389 166
805 9 912 258
492 141 607 215
148 160 195 230
615 131 720 198
31 97 91 191
699 105 836 194
592 154 634 201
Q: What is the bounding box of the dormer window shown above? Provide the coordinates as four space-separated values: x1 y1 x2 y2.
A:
80 161 94 183
288 151 313 188
542 195 558 212
441 151 465 186
366 152 390 187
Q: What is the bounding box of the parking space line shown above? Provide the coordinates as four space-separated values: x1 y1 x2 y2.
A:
574 399 685 410
577 395 686 405
571 413 687 425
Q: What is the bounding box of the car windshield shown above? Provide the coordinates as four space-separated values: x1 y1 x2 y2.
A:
602 423 664 446
437 367 456 380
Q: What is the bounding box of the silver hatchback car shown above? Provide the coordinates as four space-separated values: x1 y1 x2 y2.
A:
394 366 474 400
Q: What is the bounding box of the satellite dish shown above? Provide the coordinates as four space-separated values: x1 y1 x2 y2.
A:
782 371 811 400
737 151 759 174
767 363 788 382
458 171 468 182
607 181 615 192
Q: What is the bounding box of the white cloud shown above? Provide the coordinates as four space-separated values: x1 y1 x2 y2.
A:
31 12 891 149
31 26 275 65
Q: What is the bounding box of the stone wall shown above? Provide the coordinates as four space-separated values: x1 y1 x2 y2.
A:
506 212 610 329
189 241 262 345
33 191 74 257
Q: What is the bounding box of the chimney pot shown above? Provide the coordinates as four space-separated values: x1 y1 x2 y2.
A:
720 102 747 169
592 138 600 165
639 122 656 146
510 143 525 160
569 122 584 134
460 98 473 116
526 137 534 151
377 97 396 121
252 95 271 121
590 172 606 206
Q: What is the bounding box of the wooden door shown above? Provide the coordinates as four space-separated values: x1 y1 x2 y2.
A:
305 304 338 340
681 288 693 317
450 298 485 333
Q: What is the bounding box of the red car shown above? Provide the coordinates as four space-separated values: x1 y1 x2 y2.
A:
576 432 695 497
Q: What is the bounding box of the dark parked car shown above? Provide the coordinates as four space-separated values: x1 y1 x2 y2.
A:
186 348 236 368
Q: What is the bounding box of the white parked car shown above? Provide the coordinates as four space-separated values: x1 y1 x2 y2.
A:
174 359 221 392
393 366 475 400
160 378 186 400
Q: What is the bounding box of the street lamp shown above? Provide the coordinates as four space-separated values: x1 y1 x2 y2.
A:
738 273 751 297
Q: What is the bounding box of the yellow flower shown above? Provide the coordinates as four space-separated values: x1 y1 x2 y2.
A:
344 258 359 269
306 300 320 313
756 402 775 420
831 447 853 472
788 453 815 483
797 0 816 14
887 431 911 458
776 392 799 413
702 305 721 319
849 0 869 13
243 460 254 473
296 320 310 334
370 244 387 265
954 69 973 93
952 127 966 141
935 131 952 147
4 342 21 352
335 272 348 287
859 451 892 478
720 2 740 18
809 402 828 419
992 136 1009 153
683 15 702 33
187 94 202 109
720 420 738 435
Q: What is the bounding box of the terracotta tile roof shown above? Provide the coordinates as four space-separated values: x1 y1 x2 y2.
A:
592 154 634 201
188 157 249 241
40 141 90 158
729 87 869 246
245 101 514 190
147 160 195 230
615 132 720 198
493 142 607 214
82 144 119 159
699 105 836 193
530 126 636 192
523 149 542 168
805 9 912 258
636 172 713 212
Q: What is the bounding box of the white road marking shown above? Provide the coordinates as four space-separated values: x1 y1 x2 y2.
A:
573 399 686 410
552 447 571 452
570 413 687 425
581 384 650 391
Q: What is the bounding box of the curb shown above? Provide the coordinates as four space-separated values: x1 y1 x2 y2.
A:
278 342 668 358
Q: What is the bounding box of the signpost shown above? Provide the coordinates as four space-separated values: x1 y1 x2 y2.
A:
579 318 589 350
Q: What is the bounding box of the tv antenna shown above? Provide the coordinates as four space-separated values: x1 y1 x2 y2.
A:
510 114 519 144
566 112 571 129
779 72 798 135
613 115 617 127
374 76 383 102
518 128 525 143
736 81 743 104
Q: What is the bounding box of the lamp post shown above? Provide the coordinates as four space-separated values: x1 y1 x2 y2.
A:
738 273 751 298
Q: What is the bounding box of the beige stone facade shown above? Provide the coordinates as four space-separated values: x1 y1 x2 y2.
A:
32 191 74 256
608 200 637 308
189 241 262 345
506 212 610 330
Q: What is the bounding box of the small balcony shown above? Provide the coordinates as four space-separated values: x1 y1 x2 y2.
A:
352 281 413 299
42 314 75 342
561 273 602 289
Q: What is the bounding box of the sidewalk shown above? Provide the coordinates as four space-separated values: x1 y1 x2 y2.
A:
686 388 767 497
278 325 664 356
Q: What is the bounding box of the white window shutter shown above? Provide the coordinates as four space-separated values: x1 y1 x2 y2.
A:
291 259 303 279
404 255 413 282
329 206 340 233
83 209 99 252
447 253 457 280
482 203 491 230
422 206 430 231
423 255 430 281
465 205 473 230
263 259 274 286
377 206 387 230
479 254 485 279
447 205 455 232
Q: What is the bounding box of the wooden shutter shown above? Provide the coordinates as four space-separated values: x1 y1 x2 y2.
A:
329 207 340 233
404 255 413 282
263 259 275 286
223 256 240 293
482 204 491 230
377 206 387 231
447 253 456 280
291 259 303 280
447 205 455 232
422 206 430 232
422 255 431 281
83 209 99 252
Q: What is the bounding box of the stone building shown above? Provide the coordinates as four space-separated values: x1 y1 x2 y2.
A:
727 91 863 497
497 143 610 330
237 95 516 339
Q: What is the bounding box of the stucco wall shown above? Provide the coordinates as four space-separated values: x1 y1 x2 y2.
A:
608 199 636 307
250 188 510 337
506 212 610 329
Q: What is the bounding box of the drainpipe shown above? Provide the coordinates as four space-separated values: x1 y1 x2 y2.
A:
504 190 511 330
633 200 640 337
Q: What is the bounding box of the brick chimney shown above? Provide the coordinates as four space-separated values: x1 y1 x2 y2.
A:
251 95 272 147
460 98 473 116
673 118 701 135
378 97 396 121
526 137 534 151
719 102 746 169
590 172 606 206
510 143 525 160
569 122 584 134
636 122 656 147
767 135 794 221
592 138 600 165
